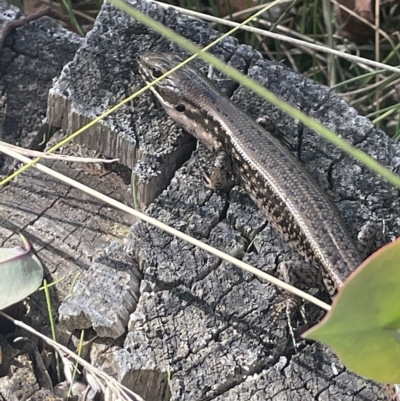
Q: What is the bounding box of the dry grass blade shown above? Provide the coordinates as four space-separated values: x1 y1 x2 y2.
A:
153 0 400 74
0 142 331 310
0 142 119 163
0 311 147 401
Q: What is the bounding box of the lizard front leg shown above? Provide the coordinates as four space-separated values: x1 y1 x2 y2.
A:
203 150 236 192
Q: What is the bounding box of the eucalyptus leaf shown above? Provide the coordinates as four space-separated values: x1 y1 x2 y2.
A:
303 238 400 383
0 235 43 309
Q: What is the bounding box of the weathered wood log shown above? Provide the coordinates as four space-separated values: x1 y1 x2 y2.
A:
2 0 400 399
46 1 400 400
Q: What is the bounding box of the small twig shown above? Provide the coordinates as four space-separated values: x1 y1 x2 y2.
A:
0 5 72 50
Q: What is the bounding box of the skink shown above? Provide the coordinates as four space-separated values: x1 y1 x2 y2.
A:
137 52 362 296
137 52 399 401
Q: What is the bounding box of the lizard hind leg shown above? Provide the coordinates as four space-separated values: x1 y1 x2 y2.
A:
256 116 298 152
276 260 325 349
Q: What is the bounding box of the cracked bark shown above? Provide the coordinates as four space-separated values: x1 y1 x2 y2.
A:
2 0 400 400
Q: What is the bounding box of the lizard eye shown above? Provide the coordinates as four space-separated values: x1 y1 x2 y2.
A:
176 104 185 113
152 67 163 78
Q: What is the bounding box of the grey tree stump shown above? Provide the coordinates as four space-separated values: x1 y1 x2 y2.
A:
2 0 400 400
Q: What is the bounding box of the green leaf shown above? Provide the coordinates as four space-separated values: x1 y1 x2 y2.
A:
303 238 400 383
0 235 43 310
